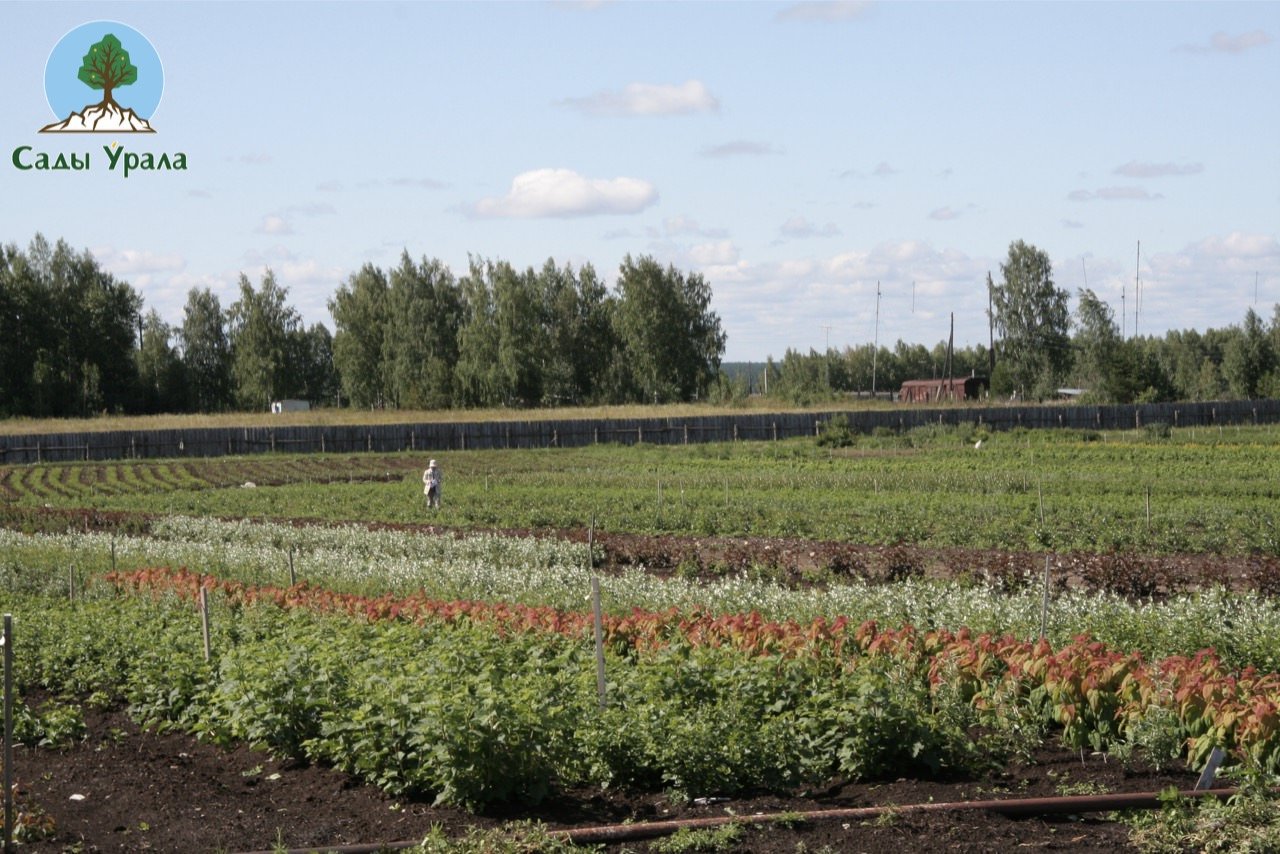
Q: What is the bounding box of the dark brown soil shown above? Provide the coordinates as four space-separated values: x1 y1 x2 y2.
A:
13 699 1198 853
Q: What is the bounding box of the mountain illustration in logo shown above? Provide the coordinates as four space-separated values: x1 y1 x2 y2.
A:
41 26 162 133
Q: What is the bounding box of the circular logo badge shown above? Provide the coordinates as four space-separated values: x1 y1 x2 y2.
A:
43 21 163 132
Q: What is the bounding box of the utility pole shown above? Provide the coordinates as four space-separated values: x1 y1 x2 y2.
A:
986 272 995 382
820 325 832 390
946 312 954 390
871 281 881 396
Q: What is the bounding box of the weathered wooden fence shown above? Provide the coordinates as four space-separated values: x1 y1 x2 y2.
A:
2 399 1278 464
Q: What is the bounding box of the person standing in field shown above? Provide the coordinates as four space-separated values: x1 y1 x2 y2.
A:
423 458 442 509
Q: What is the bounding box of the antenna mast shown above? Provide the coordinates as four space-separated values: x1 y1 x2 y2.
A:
1134 240 1141 338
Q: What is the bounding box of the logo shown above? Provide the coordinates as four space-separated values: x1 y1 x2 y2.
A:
40 21 163 133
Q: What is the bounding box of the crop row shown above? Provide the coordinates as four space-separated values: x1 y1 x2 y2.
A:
106 566 1280 774
0 455 416 502
8 518 1280 673
5 426 1280 553
16 569 1280 811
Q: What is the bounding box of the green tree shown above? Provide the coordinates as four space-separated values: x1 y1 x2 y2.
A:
1222 308 1275 399
1073 289 1126 402
293 322 338 407
179 287 233 412
329 264 390 409
612 255 725 403
227 270 303 410
494 262 545 406
0 242 38 415
78 34 138 108
25 235 142 416
453 259 502 407
989 240 1071 399
384 253 462 409
135 309 185 413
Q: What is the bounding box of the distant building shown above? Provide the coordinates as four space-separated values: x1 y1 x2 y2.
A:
899 376 988 403
270 399 311 413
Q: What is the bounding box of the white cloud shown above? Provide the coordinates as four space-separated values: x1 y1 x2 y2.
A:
873 162 899 177
257 215 293 235
1071 233 1280 337
1068 186 1164 202
1113 161 1204 178
688 240 740 266
551 0 614 9
559 80 719 116
779 216 841 238
1177 30 1272 54
693 239 996 360
663 216 729 238
473 168 658 218
700 140 784 158
929 207 961 221
776 1 873 23
1189 232 1280 260
91 247 187 276
388 177 448 190
286 202 337 216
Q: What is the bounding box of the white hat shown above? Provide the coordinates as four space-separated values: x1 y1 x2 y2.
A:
428 459 437 467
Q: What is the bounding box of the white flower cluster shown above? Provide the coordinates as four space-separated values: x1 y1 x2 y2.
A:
4 518 1280 669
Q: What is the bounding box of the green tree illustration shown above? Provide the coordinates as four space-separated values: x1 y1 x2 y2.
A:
77 34 138 108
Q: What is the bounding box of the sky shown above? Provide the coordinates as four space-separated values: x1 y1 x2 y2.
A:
2 1 1277 363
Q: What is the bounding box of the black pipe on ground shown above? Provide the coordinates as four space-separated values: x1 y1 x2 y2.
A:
231 786 1239 853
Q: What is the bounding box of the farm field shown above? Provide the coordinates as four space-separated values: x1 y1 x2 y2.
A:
5 423 1280 851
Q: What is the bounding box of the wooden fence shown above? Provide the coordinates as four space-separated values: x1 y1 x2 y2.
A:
2 399 1278 464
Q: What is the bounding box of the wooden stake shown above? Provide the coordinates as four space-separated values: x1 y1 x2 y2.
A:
591 577 607 709
1040 557 1051 641
3 614 14 854
199 588 212 663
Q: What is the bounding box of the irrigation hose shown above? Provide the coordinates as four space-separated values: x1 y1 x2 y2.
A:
230 786 1240 853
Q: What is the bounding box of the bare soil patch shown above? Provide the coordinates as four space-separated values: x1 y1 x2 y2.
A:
15 698 1195 853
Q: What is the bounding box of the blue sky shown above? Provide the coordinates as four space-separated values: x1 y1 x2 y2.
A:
3 1 1277 362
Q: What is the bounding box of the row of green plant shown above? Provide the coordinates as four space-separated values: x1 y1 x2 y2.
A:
2 590 1005 806
5 424 1280 553
14 576 1280 815
7 517 1280 673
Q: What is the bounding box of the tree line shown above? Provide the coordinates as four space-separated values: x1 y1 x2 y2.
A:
760 240 1280 406
0 235 725 417
3 234 1277 419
